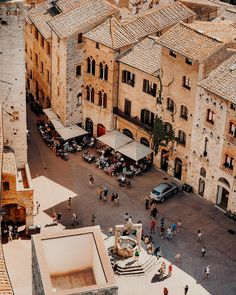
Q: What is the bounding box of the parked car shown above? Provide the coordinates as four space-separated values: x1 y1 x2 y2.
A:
182 183 193 193
149 182 179 203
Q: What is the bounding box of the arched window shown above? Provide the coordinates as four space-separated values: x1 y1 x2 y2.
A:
77 92 82 105
92 59 95 75
87 57 96 75
123 128 133 139
224 154 234 170
229 122 236 137
218 177 230 188
98 91 107 108
167 97 175 112
140 137 149 147
180 105 188 120
99 62 108 81
164 122 172 136
3 182 10 191
178 130 186 146
86 85 94 103
200 167 206 178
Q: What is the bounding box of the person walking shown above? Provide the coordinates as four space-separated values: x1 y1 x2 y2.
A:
111 193 115 203
166 227 173 240
144 196 150 210
52 212 57 224
68 197 72 210
175 252 181 262
89 174 94 186
124 212 129 222
197 230 202 243
115 193 119 205
201 246 207 258
150 218 157 234
91 214 96 226
168 263 173 277
160 216 165 227
204 265 210 279
71 213 79 226
184 285 189 295
177 219 182 232
163 287 169 295
103 187 108 202
134 248 140 261
171 222 177 235
36 201 40 214
150 204 158 219
160 225 165 239
98 187 103 200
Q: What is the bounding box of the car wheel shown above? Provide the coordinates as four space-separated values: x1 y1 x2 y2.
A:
160 198 165 203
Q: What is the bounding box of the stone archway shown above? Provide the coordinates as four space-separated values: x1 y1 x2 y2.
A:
216 177 230 210
2 203 26 226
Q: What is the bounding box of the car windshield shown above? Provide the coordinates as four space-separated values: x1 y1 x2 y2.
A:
152 189 160 196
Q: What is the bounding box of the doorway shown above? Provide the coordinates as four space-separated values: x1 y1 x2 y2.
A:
85 118 93 136
198 178 205 197
216 186 229 211
97 124 106 137
174 157 182 180
160 150 169 172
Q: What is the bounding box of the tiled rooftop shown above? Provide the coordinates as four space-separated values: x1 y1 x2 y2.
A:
48 0 119 39
84 17 137 50
2 151 17 175
186 20 236 43
200 54 236 104
156 22 224 62
118 37 162 76
122 1 196 39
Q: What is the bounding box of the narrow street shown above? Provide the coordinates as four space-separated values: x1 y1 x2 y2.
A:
25 107 236 295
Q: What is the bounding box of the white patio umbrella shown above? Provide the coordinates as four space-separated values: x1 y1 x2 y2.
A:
117 141 153 162
97 130 133 150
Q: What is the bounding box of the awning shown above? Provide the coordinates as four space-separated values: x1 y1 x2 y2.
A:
43 108 87 140
117 141 153 162
97 130 133 150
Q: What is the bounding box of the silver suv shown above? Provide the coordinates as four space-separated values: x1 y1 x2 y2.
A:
149 182 178 203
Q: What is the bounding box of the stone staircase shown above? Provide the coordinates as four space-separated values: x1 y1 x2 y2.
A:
0 243 14 295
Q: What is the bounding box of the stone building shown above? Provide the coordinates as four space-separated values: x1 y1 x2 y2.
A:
32 226 118 295
108 0 160 14
189 54 236 212
83 17 137 137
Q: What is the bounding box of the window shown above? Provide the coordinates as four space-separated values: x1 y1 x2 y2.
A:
47 70 50 83
41 35 44 48
122 70 135 87
57 86 60 96
169 50 176 58
30 49 32 60
229 122 236 137
164 122 172 136
98 91 107 108
180 105 188 120
206 109 215 124
3 182 10 191
46 42 51 55
25 42 27 53
230 103 236 110
77 93 82 105
87 57 96 75
224 155 234 170
76 65 81 76
35 27 39 40
140 109 154 127
35 53 38 67
99 63 108 81
183 76 191 89
86 85 94 103
41 61 44 74
185 58 192 65
167 97 175 112
178 130 186 146
78 33 83 43
96 42 100 49
143 79 157 97
200 167 206 178
124 99 131 116
57 56 60 74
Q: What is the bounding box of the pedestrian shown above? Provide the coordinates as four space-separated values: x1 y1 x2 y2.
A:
144 196 150 209
160 225 165 238
150 218 157 234
177 219 182 232
103 186 108 201
68 197 72 210
134 248 140 261
184 285 189 295
115 193 119 205
160 216 165 227
71 213 79 226
111 193 115 203
124 212 129 222
163 287 169 295
150 204 158 219
91 214 96 226
52 212 57 224
204 265 210 279
166 227 173 240
108 227 113 237
57 212 62 221
98 186 103 200
89 174 94 186
174 252 181 262
171 222 177 235
201 246 207 258
36 201 40 214
168 263 173 276
197 230 202 243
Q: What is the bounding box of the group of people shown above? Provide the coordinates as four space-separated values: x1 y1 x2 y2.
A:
97 185 120 205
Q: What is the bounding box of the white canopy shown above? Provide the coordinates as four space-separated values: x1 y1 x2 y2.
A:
117 141 153 162
43 108 87 140
97 130 133 150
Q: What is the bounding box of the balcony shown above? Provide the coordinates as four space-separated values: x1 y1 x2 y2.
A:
113 107 153 133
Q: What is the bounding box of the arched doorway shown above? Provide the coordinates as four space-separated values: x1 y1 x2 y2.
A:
140 137 149 147
2 204 26 226
216 178 230 210
174 158 182 180
123 128 133 139
85 118 93 136
97 123 106 137
160 149 169 172
198 167 206 197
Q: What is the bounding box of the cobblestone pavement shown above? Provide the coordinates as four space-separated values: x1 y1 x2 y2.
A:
4 109 236 295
